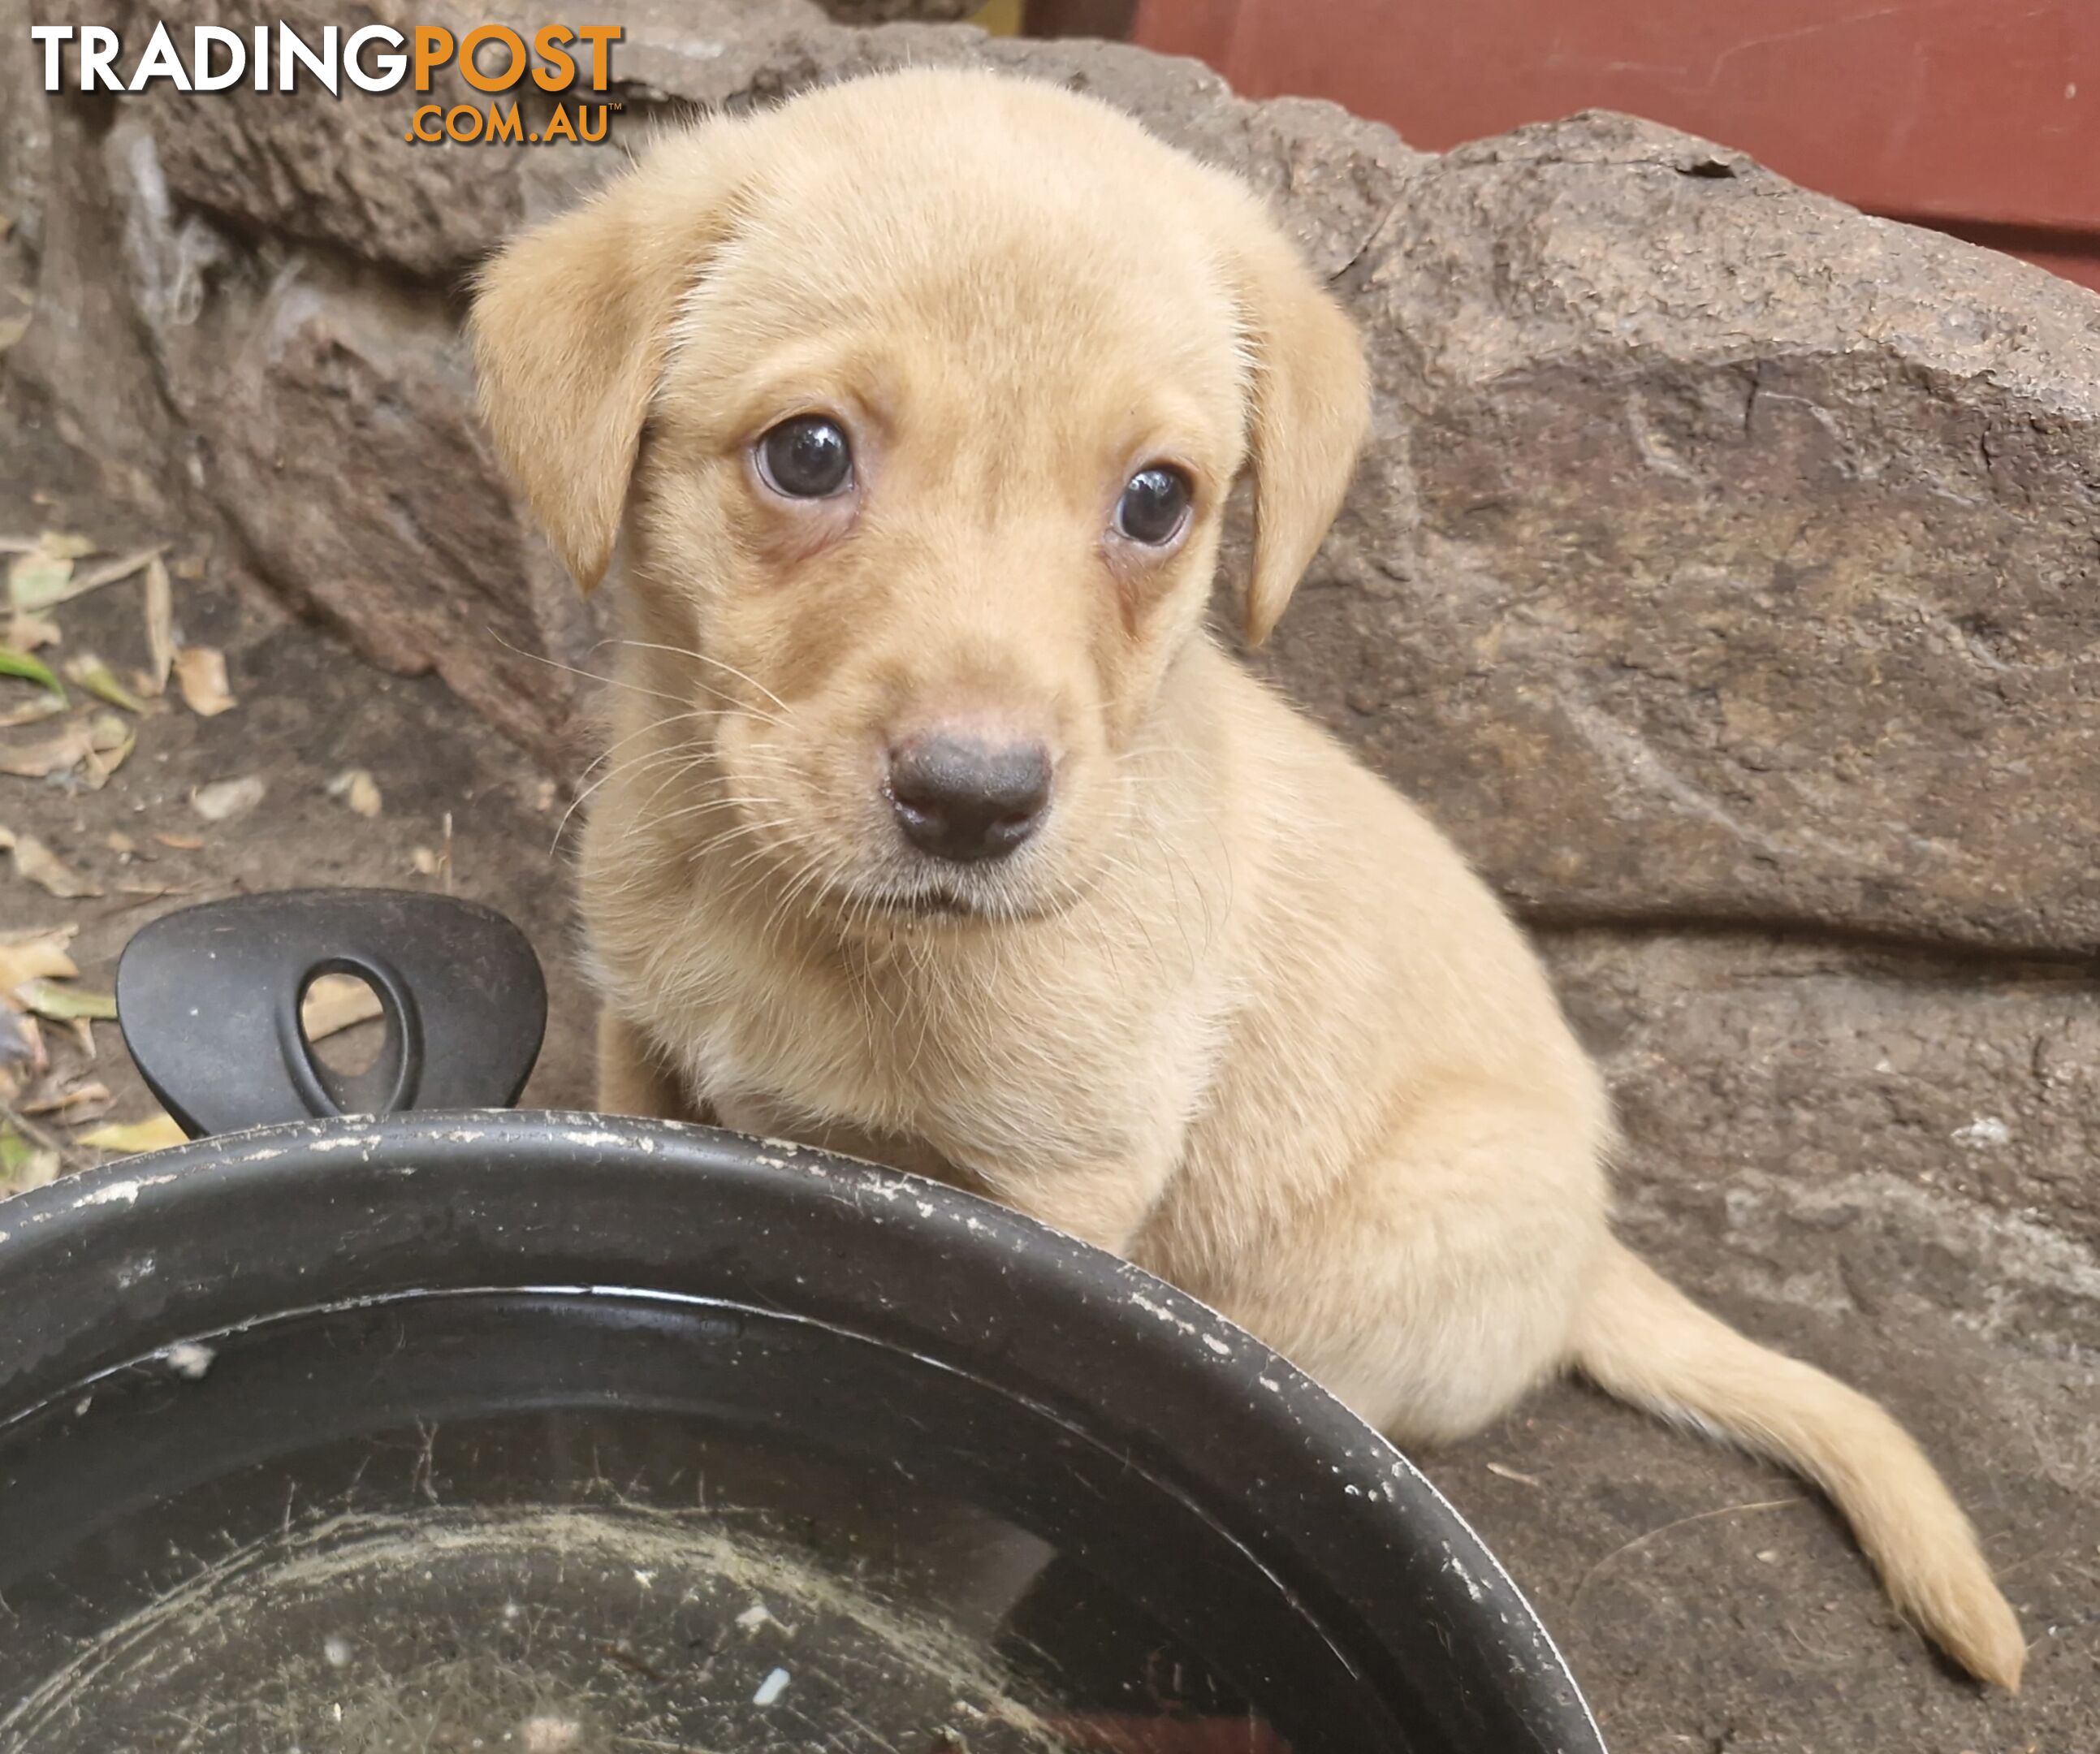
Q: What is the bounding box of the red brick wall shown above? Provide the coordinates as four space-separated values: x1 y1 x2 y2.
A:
1134 1 2100 291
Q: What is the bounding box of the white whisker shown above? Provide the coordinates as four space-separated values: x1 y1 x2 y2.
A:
608 638 795 717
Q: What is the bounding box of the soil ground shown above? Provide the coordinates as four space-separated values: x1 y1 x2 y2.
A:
2 377 2093 1752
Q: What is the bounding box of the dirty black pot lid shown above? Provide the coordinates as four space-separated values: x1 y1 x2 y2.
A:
0 1112 1603 1753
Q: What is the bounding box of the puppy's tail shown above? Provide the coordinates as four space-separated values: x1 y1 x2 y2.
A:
1572 1238 2024 1688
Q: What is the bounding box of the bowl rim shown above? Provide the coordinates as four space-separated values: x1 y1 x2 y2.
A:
0 1110 1605 1754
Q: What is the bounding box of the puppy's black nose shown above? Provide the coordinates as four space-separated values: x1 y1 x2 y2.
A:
888 733 1052 863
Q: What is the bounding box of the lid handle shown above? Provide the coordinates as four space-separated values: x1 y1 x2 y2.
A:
116 888 546 1138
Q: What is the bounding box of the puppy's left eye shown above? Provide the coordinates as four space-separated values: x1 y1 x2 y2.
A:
755 415 853 499
1114 465 1192 547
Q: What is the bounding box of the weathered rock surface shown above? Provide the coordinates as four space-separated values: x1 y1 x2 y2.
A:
5 4 2097 1748
1547 929 2100 1330
819 0 979 20
1280 113 2100 959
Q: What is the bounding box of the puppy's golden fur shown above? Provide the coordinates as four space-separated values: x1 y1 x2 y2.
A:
473 70 2024 1687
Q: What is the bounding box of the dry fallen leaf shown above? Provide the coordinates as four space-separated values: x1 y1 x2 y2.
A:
0 923 79 998
4 542 161 616
2 715 133 788
6 552 63 616
15 978 116 1022
153 831 205 851
300 972 385 1040
6 533 94 613
410 846 442 876
7 558 71 613
79 1112 187 1156
0 309 31 356
174 646 235 716
327 767 382 818
21 1079 111 1120
6 832 102 898
80 712 135 788
0 722 95 780
141 554 174 696
115 879 203 901
67 546 162 597
190 774 265 822
62 652 145 714
0 701 66 732
105 831 136 857
0 690 66 730
4 611 59 652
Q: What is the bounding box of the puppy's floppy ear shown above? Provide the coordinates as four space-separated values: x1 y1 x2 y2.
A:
470 127 741 592
1225 208 1371 646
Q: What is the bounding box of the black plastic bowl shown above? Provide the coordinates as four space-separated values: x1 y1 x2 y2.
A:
0 1114 1603 1753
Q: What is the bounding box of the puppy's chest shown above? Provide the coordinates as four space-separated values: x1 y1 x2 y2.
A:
677 935 1192 1164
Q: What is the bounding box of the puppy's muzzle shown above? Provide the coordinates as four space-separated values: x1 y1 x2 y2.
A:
886 732 1052 864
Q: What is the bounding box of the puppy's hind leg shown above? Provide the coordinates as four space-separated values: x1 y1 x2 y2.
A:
1215 1091 1607 1450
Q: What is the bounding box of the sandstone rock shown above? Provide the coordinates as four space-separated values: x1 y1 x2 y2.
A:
2 19 189 516
819 0 979 19
45 0 833 283
106 140 571 756
1273 111 2100 958
89 3 1406 285
1546 929 2100 1346
0 0 50 232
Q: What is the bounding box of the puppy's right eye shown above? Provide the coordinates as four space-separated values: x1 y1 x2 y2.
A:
755 416 853 499
1114 465 1192 547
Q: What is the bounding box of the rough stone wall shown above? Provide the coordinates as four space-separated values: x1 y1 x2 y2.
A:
4 2 2097 1737
819 0 981 20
